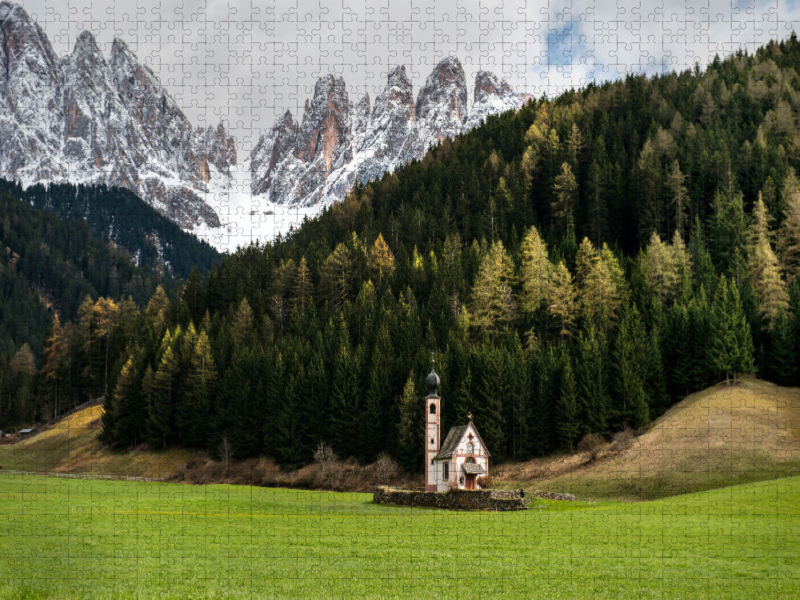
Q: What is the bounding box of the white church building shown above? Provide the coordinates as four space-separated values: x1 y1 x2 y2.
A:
424 369 490 491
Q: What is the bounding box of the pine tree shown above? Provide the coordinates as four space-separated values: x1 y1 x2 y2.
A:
587 159 609 245
104 351 139 448
709 276 755 385
320 242 354 310
41 314 66 420
576 324 611 436
641 232 680 305
546 260 577 336
145 286 170 333
778 171 800 283
441 232 465 299
473 343 507 462
272 352 309 468
767 310 798 385
504 332 530 461
576 238 622 327
748 195 789 328
519 225 551 314
230 298 255 346
180 328 217 449
614 303 650 429
367 233 396 289
710 189 748 277
566 123 583 169
329 342 361 459
667 160 690 236
396 374 421 473
663 303 693 398
470 240 517 332
552 162 578 235
147 333 179 449
555 352 580 450
293 256 313 313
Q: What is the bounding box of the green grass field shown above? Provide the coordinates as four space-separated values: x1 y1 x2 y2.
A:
0 473 797 599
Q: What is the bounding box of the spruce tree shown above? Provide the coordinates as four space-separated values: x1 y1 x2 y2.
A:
767 310 798 386
614 303 651 429
555 352 580 450
396 374 421 473
709 276 755 385
147 333 179 449
473 343 507 462
180 328 217 449
576 324 611 436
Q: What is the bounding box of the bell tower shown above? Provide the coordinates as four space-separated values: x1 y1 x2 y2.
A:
424 365 441 492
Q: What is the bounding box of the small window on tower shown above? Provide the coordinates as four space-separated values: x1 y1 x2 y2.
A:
429 403 436 414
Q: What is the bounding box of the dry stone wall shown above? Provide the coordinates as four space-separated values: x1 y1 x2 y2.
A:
373 486 529 510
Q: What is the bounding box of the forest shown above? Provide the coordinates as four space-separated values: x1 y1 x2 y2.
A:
0 179 220 279
3 36 800 474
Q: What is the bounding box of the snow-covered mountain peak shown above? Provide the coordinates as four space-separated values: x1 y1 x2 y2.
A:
250 58 528 209
0 2 235 229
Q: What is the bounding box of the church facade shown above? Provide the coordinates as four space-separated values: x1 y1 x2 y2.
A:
424 369 490 491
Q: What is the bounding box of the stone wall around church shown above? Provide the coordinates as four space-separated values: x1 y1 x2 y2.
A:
372 486 529 510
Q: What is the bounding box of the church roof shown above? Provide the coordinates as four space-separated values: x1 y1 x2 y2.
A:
434 421 491 459
434 425 468 459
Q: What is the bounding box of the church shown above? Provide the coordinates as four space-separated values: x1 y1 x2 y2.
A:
424 368 490 491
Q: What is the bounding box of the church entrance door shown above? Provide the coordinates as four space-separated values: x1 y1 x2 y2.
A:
465 474 476 489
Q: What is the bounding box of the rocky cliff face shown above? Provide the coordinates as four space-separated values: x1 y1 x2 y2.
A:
251 57 529 207
0 2 235 228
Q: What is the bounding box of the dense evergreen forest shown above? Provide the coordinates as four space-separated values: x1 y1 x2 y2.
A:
0 179 220 278
6 37 800 474
0 188 185 424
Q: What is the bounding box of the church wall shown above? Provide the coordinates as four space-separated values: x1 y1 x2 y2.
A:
373 486 529 510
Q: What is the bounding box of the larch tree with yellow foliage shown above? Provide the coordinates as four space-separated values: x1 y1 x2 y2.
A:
367 233 396 289
749 194 789 327
470 240 517 332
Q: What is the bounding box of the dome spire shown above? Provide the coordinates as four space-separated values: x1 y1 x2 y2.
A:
425 351 440 396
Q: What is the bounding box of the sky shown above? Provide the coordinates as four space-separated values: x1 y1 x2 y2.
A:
14 0 800 249
18 0 800 154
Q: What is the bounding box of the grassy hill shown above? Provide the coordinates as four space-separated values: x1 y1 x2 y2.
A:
495 377 800 500
0 404 192 479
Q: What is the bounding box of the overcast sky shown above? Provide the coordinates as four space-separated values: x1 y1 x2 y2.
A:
17 0 800 157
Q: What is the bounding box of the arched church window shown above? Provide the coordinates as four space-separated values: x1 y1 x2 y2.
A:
467 442 474 454
429 403 436 414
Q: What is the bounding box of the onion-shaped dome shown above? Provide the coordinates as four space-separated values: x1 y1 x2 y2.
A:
425 369 440 396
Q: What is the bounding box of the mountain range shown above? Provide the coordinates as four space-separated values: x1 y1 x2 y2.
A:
0 1 529 233
0 1 235 229
250 59 531 208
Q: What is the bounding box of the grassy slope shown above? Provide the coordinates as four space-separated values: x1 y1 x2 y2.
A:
0 405 192 478
0 473 797 599
496 377 800 500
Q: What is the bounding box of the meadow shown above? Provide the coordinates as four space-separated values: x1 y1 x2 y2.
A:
0 472 797 599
